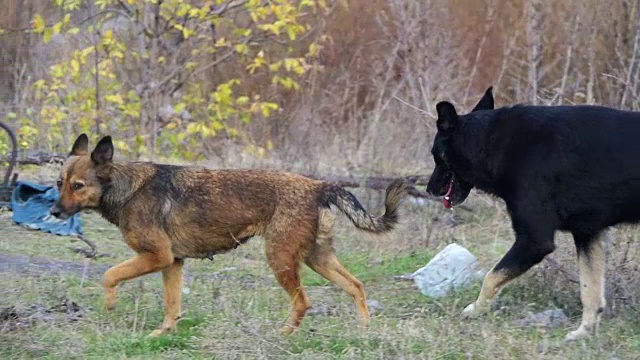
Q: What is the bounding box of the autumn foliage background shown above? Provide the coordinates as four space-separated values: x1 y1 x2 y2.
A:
3 2 640 358
1 0 640 176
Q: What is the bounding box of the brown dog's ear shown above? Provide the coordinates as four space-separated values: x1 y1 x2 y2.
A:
91 136 114 165
471 86 494 112
70 134 89 156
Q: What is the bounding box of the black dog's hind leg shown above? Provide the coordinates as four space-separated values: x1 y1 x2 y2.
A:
463 210 556 317
565 230 607 341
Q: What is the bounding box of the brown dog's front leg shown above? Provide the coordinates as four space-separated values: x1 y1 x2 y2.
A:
103 250 174 312
148 258 185 337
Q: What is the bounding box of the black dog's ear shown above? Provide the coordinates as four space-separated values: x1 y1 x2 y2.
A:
69 134 89 156
436 101 459 132
91 136 114 165
471 86 494 112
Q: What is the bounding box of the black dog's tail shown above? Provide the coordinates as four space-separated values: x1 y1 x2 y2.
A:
320 178 411 233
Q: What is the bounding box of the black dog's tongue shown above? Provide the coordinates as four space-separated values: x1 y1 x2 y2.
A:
442 179 454 209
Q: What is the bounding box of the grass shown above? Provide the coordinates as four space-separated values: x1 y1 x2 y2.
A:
302 250 433 286
1 180 639 359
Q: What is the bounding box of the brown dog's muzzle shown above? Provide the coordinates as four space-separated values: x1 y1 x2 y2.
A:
49 203 71 220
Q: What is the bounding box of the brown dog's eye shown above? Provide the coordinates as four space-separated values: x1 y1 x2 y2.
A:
72 183 85 191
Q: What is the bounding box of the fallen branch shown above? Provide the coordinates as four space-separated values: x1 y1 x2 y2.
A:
69 234 112 259
13 153 66 166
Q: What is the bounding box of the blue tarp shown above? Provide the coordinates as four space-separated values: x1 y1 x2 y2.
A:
11 181 83 236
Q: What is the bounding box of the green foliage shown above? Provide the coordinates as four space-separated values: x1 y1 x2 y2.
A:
19 0 326 158
93 317 204 356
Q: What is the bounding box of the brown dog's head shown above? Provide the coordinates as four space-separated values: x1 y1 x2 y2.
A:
50 134 114 219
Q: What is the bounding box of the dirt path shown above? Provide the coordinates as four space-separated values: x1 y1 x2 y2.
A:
0 252 260 287
0 252 111 280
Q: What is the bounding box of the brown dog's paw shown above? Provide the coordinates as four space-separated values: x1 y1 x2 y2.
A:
279 325 297 336
148 327 175 337
103 288 117 312
148 329 166 337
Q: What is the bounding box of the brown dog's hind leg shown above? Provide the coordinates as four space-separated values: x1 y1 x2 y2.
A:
265 229 312 336
305 209 370 327
271 258 311 336
305 249 370 327
149 258 184 337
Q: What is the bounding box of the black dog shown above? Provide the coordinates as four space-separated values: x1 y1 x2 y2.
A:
426 87 640 341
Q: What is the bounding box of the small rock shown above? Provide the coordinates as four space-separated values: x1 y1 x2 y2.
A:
307 305 337 317
513 309 569 329
213 267 237 276
366 299 384 314
412 243 482 298
307 305 327 316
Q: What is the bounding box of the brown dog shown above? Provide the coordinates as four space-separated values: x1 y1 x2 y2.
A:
50 134 410 336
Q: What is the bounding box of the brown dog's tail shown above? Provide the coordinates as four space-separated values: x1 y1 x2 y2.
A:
320 178 411 233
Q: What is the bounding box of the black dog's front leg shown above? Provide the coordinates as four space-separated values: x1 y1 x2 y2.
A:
463 209 556 317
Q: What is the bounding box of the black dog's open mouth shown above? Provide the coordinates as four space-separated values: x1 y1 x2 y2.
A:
442 175 455 209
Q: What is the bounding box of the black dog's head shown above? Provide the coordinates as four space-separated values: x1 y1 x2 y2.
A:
426 87 494 208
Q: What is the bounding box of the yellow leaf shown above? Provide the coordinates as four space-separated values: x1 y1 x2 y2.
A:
165 122 177 130
234 43 248 55
50 64 65 78
176 3 191 17
236 96 249 105
32 14 45 32
67 27 80 35
260 104 271 117
174 103 186 113
269 62 282 72
287 26 296 41
309 43 319 57
215 37 227 47
182 27 193 39
52 22 62 34
43 28 53 44
105 94 124 105
186 122 200 134
70 59 80 73
103 29 113 44
212 120 224 131
201 126 215 137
